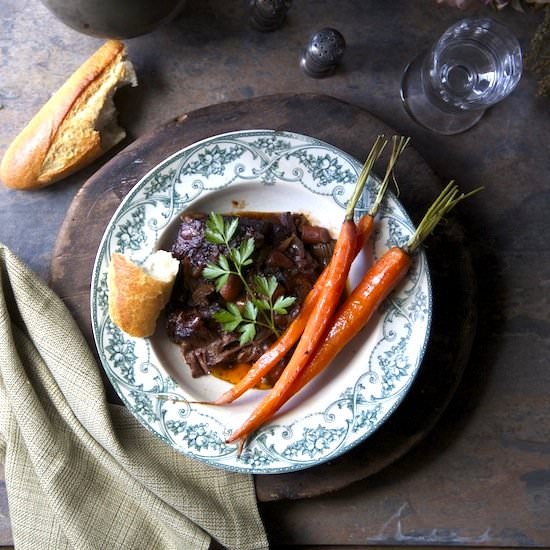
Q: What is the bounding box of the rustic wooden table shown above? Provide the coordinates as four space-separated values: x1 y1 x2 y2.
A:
1 1 549 548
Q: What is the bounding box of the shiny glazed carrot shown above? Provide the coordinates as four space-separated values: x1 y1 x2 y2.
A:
212 215 371 406
225 248 409 433
258 181 483 416
211 137 389 406
286 246 410 395
223 140 396 444
212 136 410 407
226 181 481 447
225 215 357 444
353 135 409 254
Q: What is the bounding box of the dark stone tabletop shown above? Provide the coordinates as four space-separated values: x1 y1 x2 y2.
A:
1 0 549 547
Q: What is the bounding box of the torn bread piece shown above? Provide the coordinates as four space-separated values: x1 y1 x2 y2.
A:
108 251 179 338
0 39 137 190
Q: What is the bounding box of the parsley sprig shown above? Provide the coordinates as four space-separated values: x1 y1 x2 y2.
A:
202 213 296 345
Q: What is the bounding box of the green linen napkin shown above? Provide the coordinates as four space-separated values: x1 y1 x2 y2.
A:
0 244 268 550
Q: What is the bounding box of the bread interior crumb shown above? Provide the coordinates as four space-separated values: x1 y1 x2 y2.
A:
143 250 179 283
40 56 137 179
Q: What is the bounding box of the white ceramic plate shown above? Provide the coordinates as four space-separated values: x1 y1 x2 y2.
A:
91 129 432 474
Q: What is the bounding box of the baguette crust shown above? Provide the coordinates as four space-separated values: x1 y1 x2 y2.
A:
108 252 177 338
0 40 136 190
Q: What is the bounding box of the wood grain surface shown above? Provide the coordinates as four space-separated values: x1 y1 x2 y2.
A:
2 0 549 545
49 93 476 502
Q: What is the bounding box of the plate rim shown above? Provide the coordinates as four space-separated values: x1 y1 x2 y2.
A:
90 128 433 474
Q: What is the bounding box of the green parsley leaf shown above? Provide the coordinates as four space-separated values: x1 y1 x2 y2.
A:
243 301 258 322
253 298 270 312
225 217 239 243
213 304 242 333
202 263 227 280
202 212 297 345
238 322 256 346
209 212 225 234
205 213 225 244
273 295 297 315
255 275 278 298
239 238 255 266
205 227 225 245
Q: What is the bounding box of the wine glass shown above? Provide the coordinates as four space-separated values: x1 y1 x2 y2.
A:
400 17 523 135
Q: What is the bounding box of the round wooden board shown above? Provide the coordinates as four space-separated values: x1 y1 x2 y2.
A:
50 93 476 502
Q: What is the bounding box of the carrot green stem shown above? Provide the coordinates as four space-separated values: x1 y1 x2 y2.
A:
345 135 387 221
406 181 483 254
369 136 410 218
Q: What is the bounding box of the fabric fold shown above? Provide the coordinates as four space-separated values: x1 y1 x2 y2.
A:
0 244 268 550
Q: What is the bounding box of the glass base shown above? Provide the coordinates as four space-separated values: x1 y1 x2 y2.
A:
400 52 485 135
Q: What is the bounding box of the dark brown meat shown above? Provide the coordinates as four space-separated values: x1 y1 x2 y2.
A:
171 213 218 277
166 211 334 377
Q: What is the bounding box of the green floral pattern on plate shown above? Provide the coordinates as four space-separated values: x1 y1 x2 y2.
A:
91 130 431 474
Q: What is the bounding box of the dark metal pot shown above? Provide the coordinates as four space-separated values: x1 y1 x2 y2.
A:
39 0 186 38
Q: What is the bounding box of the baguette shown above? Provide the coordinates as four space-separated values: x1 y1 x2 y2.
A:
0 39 137 190
108 251 180 338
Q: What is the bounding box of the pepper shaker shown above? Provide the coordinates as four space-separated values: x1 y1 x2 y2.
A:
300 28 346 78
249 0 292 32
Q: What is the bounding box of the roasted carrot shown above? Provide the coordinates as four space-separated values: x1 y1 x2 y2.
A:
354 136 409 255
225 181 481 447
213 136 408 406
211 212 374 406
224 138 417 445
250 181 483 421
225 215 356 444
208 137 385 406
285 246 410 395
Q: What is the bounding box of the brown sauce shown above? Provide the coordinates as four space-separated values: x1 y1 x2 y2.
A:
210 363 272 390
167 210 335 383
